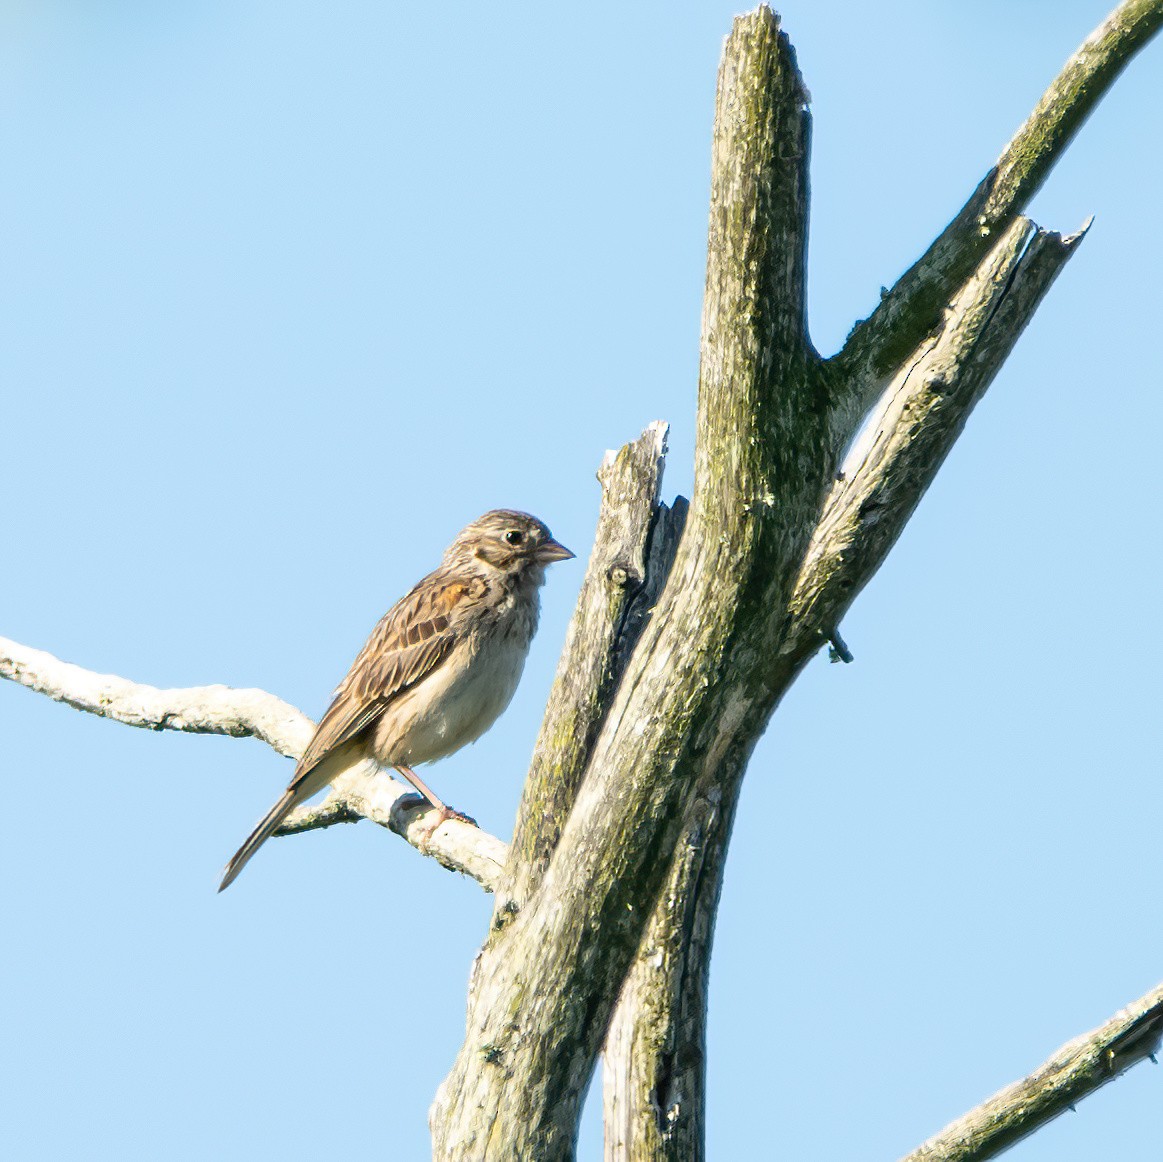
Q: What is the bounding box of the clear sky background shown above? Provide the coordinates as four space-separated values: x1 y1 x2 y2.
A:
3 2 1160 1158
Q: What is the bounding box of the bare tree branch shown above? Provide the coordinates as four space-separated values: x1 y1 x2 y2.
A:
902 981 1163 1162
0 635 313 757
595 14 1154 1145
598 214 1090 1162
498 421 675 921
428 1 1144 1153
278 762 510 888
0 634 505 888
832 0 1163 422
789 218 1087 649
602 792 732 1162
431 11 821 1156
598 11 1144 1154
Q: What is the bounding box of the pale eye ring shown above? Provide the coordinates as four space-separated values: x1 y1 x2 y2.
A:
504 529 525 546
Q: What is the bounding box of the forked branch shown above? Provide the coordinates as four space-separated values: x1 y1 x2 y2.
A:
598 2 1160 1157
432 10 821 1157
832 0 1163 427
788 218 1087 650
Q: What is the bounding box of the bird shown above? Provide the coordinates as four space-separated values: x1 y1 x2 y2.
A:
219 509 574 891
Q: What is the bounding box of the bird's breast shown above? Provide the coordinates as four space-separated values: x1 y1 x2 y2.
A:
371 614 533 767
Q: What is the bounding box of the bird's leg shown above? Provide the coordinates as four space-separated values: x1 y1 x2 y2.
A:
393 764 477 829
393 763 448 812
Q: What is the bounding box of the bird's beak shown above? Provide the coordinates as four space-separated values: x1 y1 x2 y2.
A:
536 538 575 564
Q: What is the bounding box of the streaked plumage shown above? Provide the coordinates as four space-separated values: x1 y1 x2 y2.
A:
219 510 572 891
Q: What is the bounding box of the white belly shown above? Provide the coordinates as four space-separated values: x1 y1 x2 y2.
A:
371 630 529 766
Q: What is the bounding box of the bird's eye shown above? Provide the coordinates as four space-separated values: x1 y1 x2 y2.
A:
504 529 525 546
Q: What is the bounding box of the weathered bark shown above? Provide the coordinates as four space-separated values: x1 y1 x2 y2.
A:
901 980 1163 1162
432 4 1161 1159
497 421 679 923
786 217 1087 651
597 214 1087 1162
834 0 1163 410
601 793 732 1162
596 6 1160 1156
431 12 823 1157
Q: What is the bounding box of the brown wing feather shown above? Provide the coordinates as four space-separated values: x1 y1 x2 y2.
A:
288 572 478 792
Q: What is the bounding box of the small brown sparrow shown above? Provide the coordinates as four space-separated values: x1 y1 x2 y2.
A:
219 510 573 891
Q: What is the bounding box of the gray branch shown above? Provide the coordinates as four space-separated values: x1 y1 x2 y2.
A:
832 0 1163 430
787 218 1088 649
0 635 313 757
901 981 1163 1162
597 7 1154 1151
602 792 731 1162
597 194 1088 1162
0 635 504 888
497 421 674 922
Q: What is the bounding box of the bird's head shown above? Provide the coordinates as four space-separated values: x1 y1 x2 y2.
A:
445 509 574 579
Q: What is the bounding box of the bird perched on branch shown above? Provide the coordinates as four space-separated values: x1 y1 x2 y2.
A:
219 509 573 891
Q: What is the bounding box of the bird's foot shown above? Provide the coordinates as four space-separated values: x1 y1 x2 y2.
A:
432 804 477 828
402 800 477 851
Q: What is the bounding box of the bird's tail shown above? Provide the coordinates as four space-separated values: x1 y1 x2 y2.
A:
218 788 300 892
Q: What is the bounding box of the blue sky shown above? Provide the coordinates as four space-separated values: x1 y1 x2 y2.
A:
3 2 1160 1158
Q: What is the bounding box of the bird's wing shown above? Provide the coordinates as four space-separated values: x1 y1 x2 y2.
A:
289 571 481 791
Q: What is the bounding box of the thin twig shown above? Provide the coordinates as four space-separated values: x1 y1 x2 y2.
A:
827 629 853 664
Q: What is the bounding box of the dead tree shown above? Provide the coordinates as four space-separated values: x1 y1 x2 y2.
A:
3 4 1161 1158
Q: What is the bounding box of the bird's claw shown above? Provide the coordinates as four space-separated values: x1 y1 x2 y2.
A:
405 801 478 852
434 805 477 828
